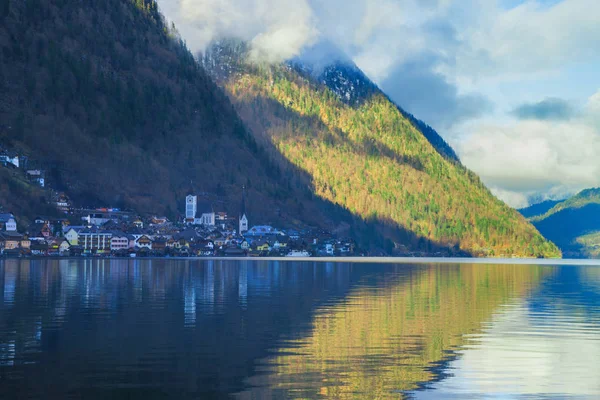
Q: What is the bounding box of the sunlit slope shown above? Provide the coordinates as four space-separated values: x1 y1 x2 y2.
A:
239 264 547 398
215 58 559 257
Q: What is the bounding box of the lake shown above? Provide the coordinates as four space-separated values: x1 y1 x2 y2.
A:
0 259 598 399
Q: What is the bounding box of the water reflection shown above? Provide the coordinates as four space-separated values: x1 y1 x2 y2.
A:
238 264 548 399
0 260 596 399
408 265 600 399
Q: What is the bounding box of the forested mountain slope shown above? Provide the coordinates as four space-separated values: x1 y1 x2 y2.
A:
528 188 600 258
0 0 328 228
202 42 560 258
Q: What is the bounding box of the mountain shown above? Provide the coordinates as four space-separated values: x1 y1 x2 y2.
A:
518 199 562 219
296 56 460 163
0 0 345 230
201 41 560 258
527 188 600 258
0 1 560 257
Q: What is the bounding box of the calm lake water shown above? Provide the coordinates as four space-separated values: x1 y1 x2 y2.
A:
0 259 598 399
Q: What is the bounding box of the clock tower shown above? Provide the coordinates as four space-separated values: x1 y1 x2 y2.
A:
185 194 197 220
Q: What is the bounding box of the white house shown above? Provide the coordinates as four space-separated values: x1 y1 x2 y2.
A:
82 213 111 226
59 239 71 255
0 214 17 231
0 154 19 168
111 235 129 252
64 227 85 246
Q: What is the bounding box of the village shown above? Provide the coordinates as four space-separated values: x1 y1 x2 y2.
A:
0 145 361 258
0 191 358 258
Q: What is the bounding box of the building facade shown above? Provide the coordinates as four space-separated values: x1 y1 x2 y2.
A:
79 229 112 254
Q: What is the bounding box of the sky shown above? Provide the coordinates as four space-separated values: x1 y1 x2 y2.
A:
158 0 600 208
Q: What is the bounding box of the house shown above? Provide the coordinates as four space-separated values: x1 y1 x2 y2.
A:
273 238 289 250
132 218 144 229
246 225 280 237
20 236 31 250
0 232 24 254
110 234 129 252
0 152 19 168
151 216 168 226
27 223 52 240
64 226 85 245
252 239 271 253
54 193 72 214
82 213 111 226
325 243 335 256
58 239 70 255
174 238 190 250
0 213 17 231
152 237 168 254
79 228 112 254
30 240 48 256
213 237 228 248
240 239 250 251
135 235 153 250
26 169 45 187
216 212 228 222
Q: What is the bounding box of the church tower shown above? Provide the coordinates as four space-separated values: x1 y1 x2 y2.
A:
239 186 248 235
185 194 197 221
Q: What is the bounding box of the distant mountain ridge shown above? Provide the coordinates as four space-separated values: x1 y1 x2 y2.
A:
201 40 559 258
523 188 600 258
518 199 562 219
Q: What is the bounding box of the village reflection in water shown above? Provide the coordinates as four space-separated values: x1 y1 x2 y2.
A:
0 259 598 399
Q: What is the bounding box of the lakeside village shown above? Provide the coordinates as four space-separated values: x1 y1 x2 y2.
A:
0 191 358 258
0 147 358 258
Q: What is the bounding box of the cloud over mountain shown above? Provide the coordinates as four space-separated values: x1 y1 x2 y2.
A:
157 0 600 206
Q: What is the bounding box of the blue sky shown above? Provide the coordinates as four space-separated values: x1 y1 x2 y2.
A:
160 0 600 207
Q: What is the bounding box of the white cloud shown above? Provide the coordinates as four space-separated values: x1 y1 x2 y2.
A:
159 0 319 61
457 89 600 207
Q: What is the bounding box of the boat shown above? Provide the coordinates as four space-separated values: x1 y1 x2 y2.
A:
286 250 311 257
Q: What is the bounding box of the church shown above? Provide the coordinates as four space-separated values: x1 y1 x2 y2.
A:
239 186 248 235
184 195 215 226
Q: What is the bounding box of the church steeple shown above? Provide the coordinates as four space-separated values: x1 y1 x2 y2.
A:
239 186 248 235
240 185 246 217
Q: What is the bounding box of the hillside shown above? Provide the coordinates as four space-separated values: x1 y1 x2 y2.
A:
528 188 600 258
0 0 350 232
202 42 560 258
518 199 562 218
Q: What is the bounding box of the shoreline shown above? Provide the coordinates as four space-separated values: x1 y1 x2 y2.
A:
1 256 599 266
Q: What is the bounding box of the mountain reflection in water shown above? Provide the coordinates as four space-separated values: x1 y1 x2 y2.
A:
0 259 597 399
